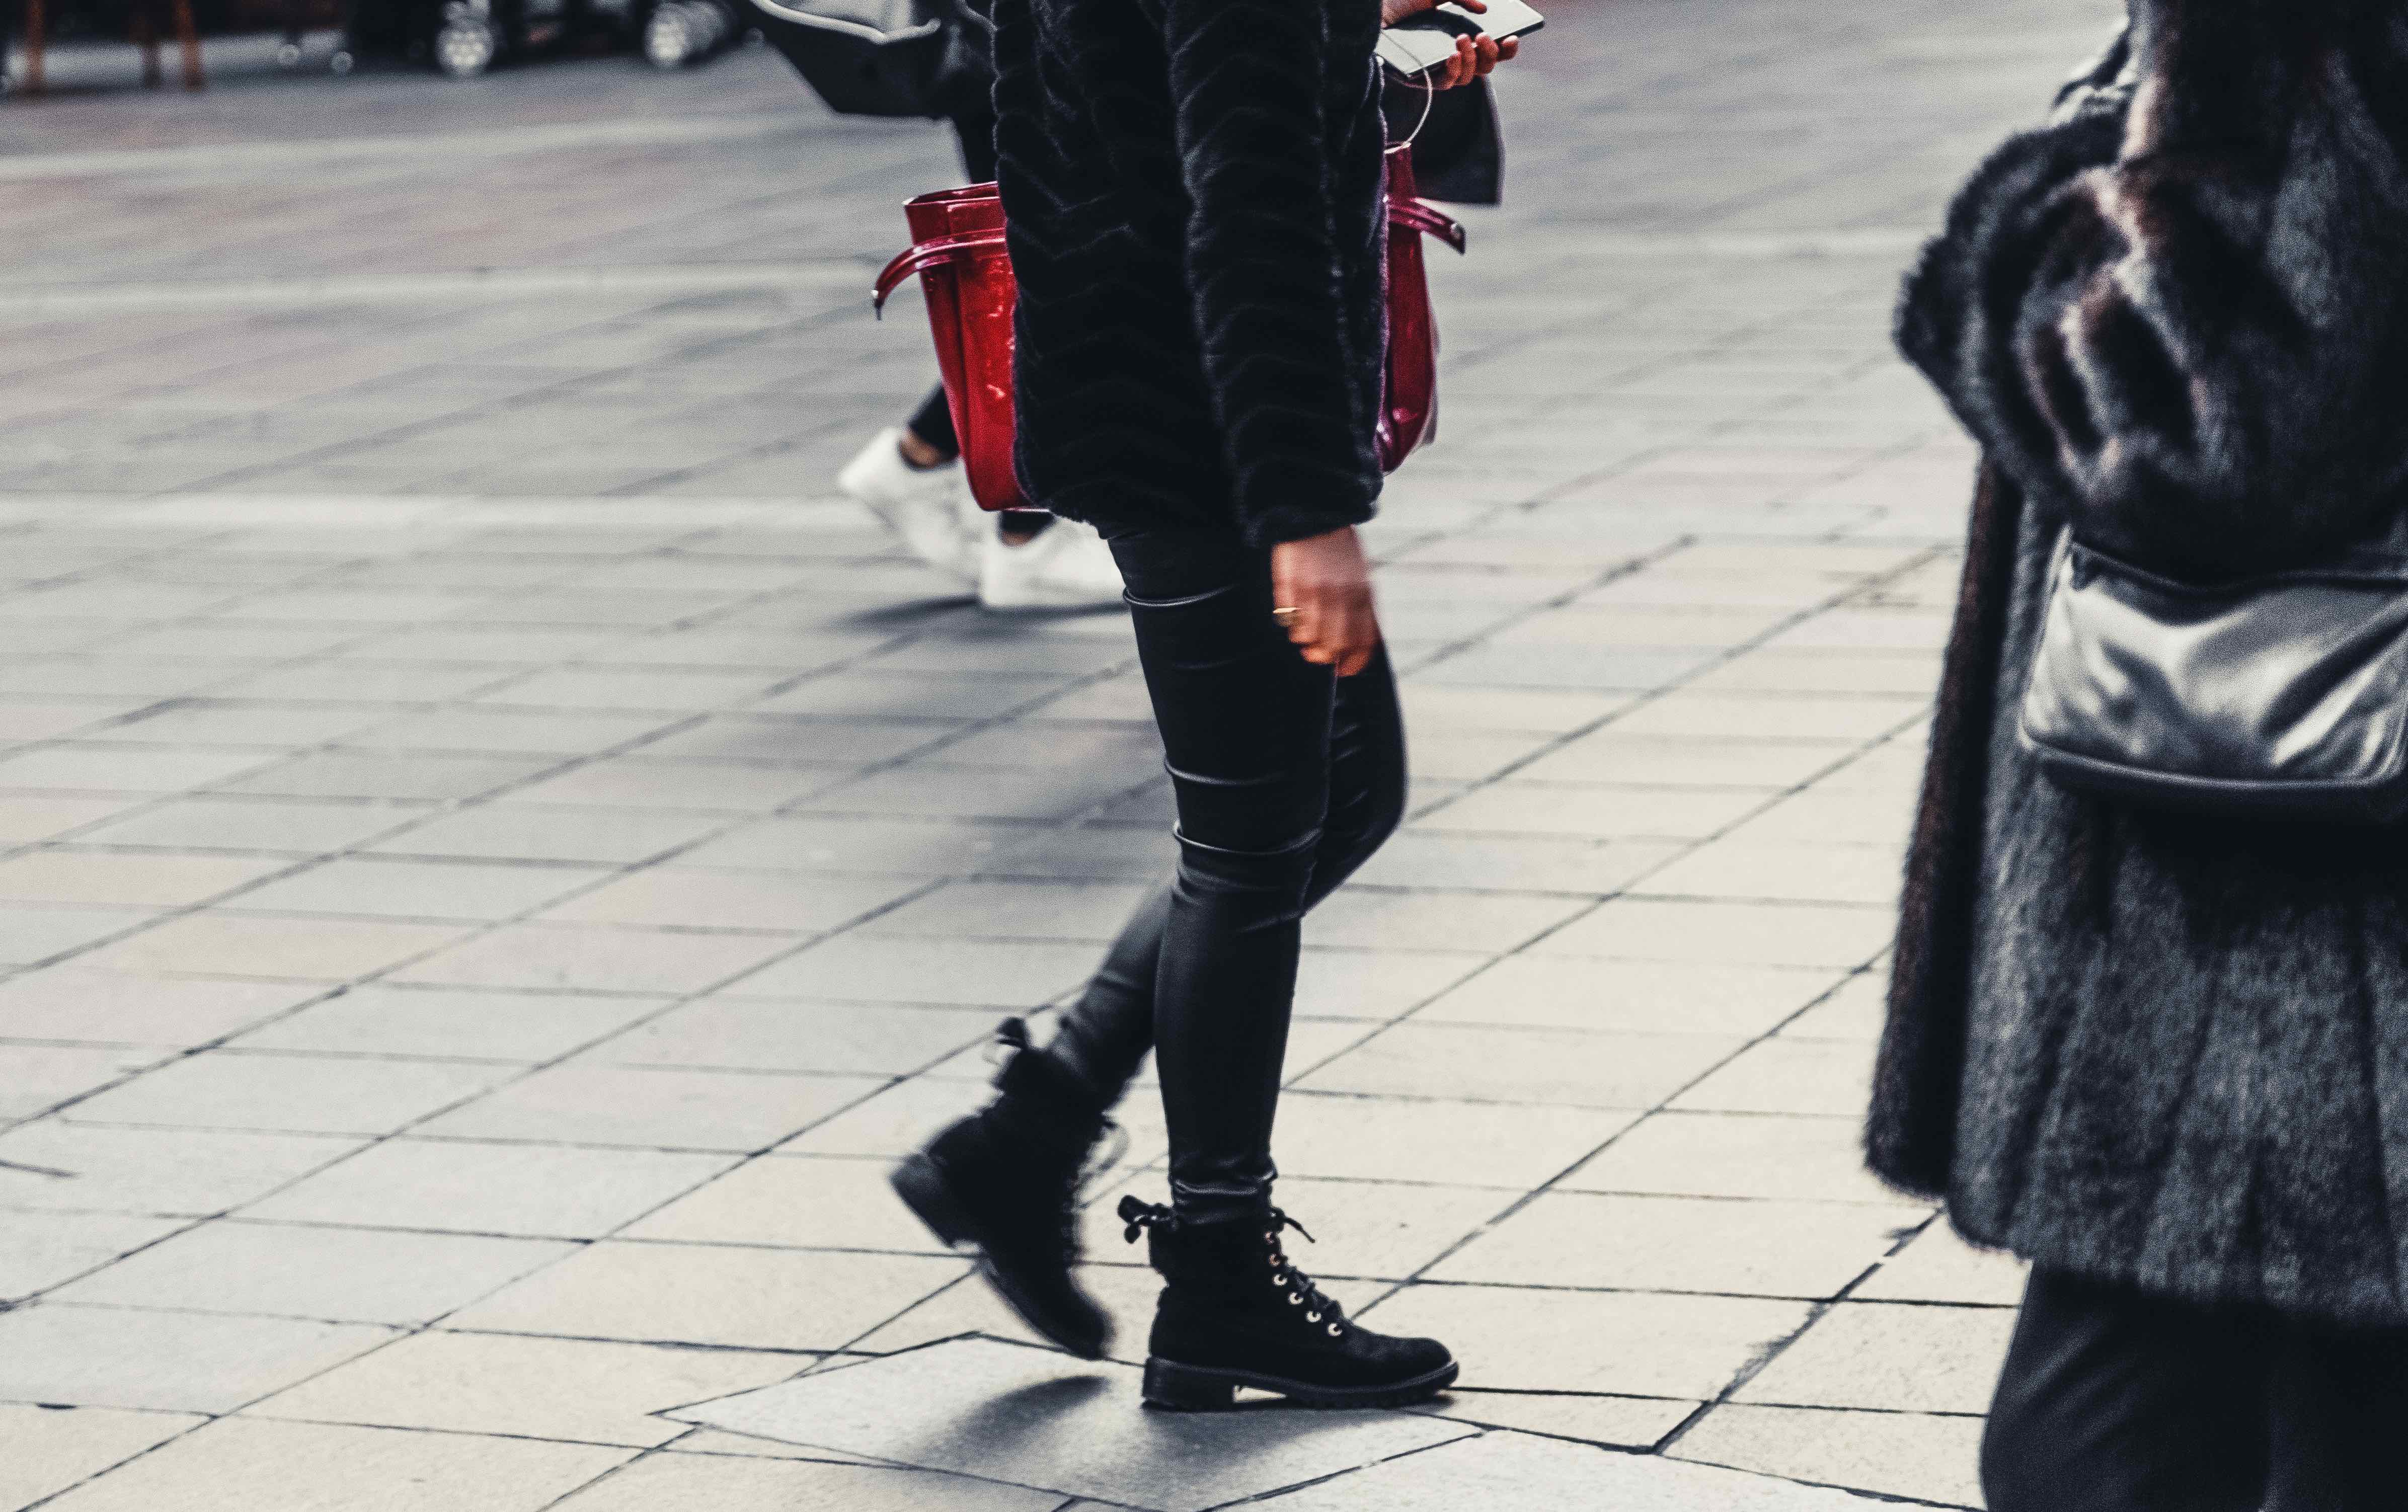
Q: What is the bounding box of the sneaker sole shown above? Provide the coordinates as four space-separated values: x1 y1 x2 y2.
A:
889 1153 1110 1362
1139 1356 1460 1412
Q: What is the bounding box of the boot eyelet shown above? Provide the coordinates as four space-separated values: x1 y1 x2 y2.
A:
1326 1322 1343 1336
1287 1292 1302 1304
1307 1310 1322 1322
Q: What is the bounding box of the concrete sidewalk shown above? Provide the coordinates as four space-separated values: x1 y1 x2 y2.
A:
0 1 2117 1506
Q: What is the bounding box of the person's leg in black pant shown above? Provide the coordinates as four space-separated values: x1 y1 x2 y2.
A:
1096 528 1395 1219
891 527 1435 1394
1983 1268 2273 1512
1078 527 1450 1409
2262 1309 2408 1510
1045 573 1404 1138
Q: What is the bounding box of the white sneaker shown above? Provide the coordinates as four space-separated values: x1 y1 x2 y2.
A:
837 428 979 587
978 516 1126 611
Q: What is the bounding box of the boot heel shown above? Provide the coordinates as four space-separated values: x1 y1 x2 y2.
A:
1141 1359 1238 1411
890 1154 972 1251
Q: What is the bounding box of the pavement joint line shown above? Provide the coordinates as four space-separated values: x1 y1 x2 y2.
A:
0 111 828 183
0 262 879 316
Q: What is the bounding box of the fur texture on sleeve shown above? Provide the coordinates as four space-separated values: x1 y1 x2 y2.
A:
1900 2 2408 578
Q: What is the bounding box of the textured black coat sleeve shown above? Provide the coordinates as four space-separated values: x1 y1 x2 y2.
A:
1161 0 1384 547
1899 2 2408 578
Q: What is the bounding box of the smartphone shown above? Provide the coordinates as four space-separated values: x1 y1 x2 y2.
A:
1376 0 1543 77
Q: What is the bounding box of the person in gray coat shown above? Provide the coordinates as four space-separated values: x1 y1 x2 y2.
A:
1878 5 2408 1507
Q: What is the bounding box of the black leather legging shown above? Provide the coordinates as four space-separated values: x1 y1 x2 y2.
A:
1045 526 1406 1224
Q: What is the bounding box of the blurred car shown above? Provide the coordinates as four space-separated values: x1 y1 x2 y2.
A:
336 0 646 75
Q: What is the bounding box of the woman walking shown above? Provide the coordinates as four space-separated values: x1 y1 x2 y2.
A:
1877 6 2408 1506
890 0 1510 1409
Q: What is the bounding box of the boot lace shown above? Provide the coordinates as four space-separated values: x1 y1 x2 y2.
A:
1115 1200 1348 1338
1264 1209 1347 1338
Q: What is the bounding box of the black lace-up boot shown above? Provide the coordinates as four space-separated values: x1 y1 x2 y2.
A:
1120 1197 1457 1409
892 1019 1120 1360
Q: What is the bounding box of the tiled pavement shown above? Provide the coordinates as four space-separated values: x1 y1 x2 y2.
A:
1 1 2119 1506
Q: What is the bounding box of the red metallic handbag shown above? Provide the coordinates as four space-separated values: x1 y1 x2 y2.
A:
874 144 1465 512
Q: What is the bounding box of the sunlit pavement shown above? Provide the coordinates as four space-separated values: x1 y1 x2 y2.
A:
0 3 2119 1506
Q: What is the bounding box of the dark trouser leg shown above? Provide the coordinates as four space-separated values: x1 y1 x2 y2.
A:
1048 646 1404 1103
905 383 959 459
1055 527 1403 1224
2263 1310 2408 1510
1982 1268 2270 1512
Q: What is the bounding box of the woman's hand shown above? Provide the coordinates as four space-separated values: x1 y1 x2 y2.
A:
1271 526 1381 677
1381 0 1518 90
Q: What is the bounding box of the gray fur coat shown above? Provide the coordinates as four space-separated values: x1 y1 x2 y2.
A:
1874 4 2408 1327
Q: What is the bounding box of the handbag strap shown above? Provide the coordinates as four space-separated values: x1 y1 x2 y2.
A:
876 198 1461 313
1389 198 1466 253
873 227 1009 313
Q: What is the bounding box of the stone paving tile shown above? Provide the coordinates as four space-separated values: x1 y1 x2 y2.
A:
671 1335 1473 1512
549 1453 1066 1512
0 1122 361 1218
32 1418 634 1512
725 934 1101 1008
61 1051 513 1136
237 1138 733 1240
1267 1092 1638 1189
1431 1191 1923 1299
1733 1302 2018 1416
534 867 924 932
599 998 998 1077
0 1044 173 1122
1854 1222 2031 1307
1560 1110 1901 1205
1530 898 1895 969
53 1219 577 1326
0 972 318 1049
1295 1023 1744 1109
1418 1390 1694 1451
0 850 289 909
0 1210 190 1302
418 1061 879 1153
223 858 614 923
1672 1404 1986 1509
389 923 794 996
446 1241 967 1351
248 1331 799 1448
230 984 663 1064
1669 1039 1878 1118
1253 1426 1885 1510
1361 1284 1814 1400
620 1154 947 1254
0 1404 205 1512
0 1303 396 1413
0 906 161 968
1412 957 1838 1037
70 914 474 982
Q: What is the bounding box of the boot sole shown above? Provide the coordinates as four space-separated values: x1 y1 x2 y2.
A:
890 1153 1110 1362
1140 1356 1460 1411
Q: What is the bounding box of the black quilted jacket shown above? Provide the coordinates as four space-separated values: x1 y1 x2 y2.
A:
990 0 1389 547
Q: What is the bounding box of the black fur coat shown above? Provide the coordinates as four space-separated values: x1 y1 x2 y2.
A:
989 0 1389 548
1877 4 2408 1326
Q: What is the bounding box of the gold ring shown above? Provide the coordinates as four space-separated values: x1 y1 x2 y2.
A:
1271 607 1300 625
